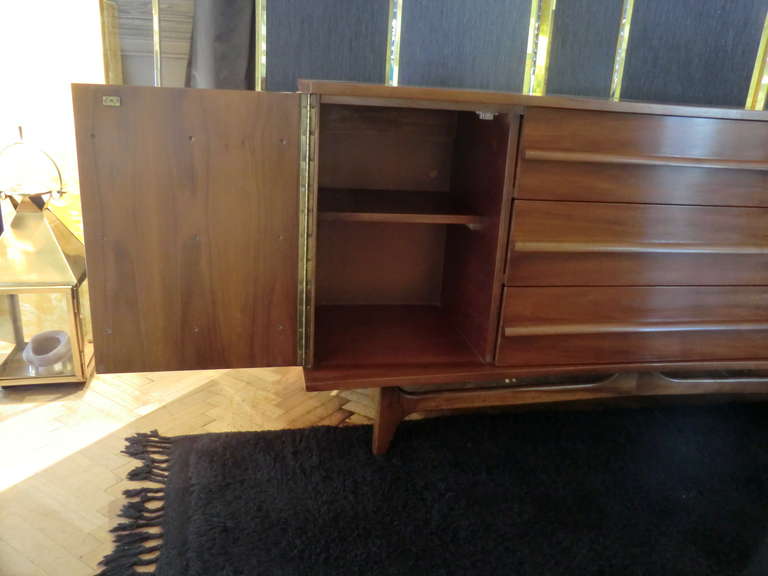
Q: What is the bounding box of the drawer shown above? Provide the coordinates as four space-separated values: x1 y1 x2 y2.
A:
506 252 768 286
506 200 768 285
511 200 768 253
496 287 768 367
521 108 768 163
517 108 768 207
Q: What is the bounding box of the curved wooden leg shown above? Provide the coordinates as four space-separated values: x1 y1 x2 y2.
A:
372 387 404 455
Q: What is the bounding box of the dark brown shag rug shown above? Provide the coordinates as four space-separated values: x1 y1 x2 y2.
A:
99 403 768 575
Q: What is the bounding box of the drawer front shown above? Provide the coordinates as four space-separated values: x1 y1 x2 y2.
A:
506 200 768 285
517 108 768 207
496 287 768 367
506 252 768 286
517 161 768 207
521 108 768 162
512 200 768 253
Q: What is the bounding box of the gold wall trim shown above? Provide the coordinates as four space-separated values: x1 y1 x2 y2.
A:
523 0 556 95
610 0 635 101
99 0 123 84
296 94 310 366
255 0 267 90
305 95 319 367
386 0 404 86
747 11 768 110
523 0 540 94
151 0 162 86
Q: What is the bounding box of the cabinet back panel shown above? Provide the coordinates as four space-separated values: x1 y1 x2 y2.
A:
319 105 457 191
316 221 445 305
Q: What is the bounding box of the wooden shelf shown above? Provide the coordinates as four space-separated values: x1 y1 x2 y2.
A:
318 188 484 227
314 305 481 368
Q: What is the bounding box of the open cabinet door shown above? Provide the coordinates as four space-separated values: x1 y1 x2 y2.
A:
73 85 302 373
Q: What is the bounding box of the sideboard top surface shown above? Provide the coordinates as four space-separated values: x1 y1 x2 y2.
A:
298 79 768 122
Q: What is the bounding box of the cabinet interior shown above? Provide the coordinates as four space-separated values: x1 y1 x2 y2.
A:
312 104 513 369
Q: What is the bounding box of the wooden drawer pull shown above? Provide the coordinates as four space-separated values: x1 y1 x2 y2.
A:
512 241 768 255
525 149 768 171
504 321 768 338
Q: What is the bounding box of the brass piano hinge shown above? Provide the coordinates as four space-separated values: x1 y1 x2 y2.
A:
297 94 318 367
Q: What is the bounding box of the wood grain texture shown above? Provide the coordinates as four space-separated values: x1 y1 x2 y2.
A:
505 252 768 286
73 84 300 373
522 108 768 161
314 305 480 368
372 387 404 455
316 221 445 306
399 373 639 412
393 371 768 415
298 80 768 121
318 104 457 191
497 287 768 366
304 360 768 391
442 112 517 362
517 161 768 207
317 188 483 227
511 200 768 254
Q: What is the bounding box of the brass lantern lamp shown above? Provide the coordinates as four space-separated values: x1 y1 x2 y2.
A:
0 131 93 387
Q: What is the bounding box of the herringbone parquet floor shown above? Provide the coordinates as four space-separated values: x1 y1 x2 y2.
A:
0 368 377 575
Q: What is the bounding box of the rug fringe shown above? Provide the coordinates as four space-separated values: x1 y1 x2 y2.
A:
97 430 172 576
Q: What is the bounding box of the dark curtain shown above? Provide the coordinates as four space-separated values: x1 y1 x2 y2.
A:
185 0 768 106
398 0 531 91
266 0 389 92
621 0 768 106
187 0 388 92
547 0 624 98
186 0 255 90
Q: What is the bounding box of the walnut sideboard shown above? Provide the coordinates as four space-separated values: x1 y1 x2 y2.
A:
73 81 768 453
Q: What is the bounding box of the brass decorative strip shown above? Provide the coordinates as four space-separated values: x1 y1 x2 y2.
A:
610 0 635 101
305 95 319 367
151 0 162 86
746 11 768 110
535 0 556 95
254 0 267 90
296 94 310 366
523 0 540 94
386 0 404 86
523 0 556 95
